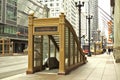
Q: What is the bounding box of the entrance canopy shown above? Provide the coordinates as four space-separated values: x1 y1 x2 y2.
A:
26 13 87 75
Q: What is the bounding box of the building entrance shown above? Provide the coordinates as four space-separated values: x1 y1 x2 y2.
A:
33 35 59 73
26 13 87 75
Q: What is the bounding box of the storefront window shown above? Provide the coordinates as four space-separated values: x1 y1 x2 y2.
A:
4 25 17 34
4 25 9 33
0 0 2 18
0 25 3 33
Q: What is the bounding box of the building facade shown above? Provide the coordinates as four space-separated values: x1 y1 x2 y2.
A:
39 0 63 18
89 0 98 41
63 0 77 33
113 0 120 63
39 0 79 35
0 0 19 53
90 0 99 41
0 0 48 53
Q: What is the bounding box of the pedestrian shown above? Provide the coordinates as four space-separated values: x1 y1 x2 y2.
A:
108 48 111 55
103 48 106 53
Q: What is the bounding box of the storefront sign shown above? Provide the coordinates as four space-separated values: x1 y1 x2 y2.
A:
35 26 57 32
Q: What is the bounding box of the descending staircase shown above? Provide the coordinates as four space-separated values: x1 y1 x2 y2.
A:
27 13 87 75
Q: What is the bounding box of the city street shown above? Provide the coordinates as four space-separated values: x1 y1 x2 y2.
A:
0 55 28 79
0 0 119 80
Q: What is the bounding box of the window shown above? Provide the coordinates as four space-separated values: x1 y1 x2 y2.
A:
4 25 17 34
39 0 43 2
0 25 3 34
56 9 59 12
56 3 59 6
7 0 17 6
50 3 53 7
52 13 54 16
6 4 17 21
0 0 2 17
51 9 54 12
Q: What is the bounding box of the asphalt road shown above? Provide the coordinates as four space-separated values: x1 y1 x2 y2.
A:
0 55 28 79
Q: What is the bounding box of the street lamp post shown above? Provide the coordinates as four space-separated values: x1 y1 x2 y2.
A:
75 1 84 45
101 36 104 48
86 15 93 56
97 29 101 41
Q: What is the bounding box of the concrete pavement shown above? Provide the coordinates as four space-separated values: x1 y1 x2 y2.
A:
0 55 27 79
1 53 120 80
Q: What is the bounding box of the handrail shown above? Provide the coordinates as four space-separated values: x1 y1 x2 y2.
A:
48 35 59 51
65 19 85 56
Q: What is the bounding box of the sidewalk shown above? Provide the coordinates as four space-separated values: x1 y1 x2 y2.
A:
2 53 120 80
0 53 27 57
